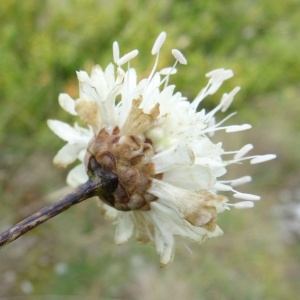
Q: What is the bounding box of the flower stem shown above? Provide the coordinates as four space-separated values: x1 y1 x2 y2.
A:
0 163 118 249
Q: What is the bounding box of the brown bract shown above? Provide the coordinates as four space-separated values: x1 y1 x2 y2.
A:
121 98 160 136
181 190 224 231
85 127 161 211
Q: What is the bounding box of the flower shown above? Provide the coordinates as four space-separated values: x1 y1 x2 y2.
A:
48 32 276 267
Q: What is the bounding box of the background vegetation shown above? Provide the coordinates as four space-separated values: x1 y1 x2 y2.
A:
0 0 299 299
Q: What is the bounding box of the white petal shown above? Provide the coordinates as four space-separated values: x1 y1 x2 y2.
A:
77 71 97 98
66 164 88 187
191 136 221 157
58 94 77 115
53 143 83 167
149 179 227 228
145 206 175 267
77 70 101 104
90 65 110 102
152 143 194 173
48 120 91 144
78 149 87 162
156 231 175 267
104 63 116 90
98 201 119 221
163 165 216 190
115 213 134 244
118 68 137 128
101 82 123 127
75 98 102 133
147 201 223 265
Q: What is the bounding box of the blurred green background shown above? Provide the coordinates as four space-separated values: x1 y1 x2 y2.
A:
0 0 299 299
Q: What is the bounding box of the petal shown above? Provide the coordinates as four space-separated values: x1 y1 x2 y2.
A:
151 142 194 173
90 65 109 101
77 70 101 103
163 165 216 190
190 137 220 157
58 93 77 115
149 179 227 230
48 120 91 144
98 201 119 221
145 206 175 267
53 143 83 167
101 82 123 127
66 164 88 187
155 230 175 268
75 99 102 133
114 212 134 244
104 63 116 90
150 202 223 242
121 99 160 136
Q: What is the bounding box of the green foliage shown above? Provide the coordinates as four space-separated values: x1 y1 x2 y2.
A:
0 0 299 299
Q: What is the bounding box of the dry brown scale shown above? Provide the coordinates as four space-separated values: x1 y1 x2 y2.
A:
86 126 163 212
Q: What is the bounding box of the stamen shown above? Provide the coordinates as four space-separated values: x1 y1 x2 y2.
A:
212 112 237 128
220 86 241 112
208 117 215 137
159 61 178 89
230 176 252 186
219 176 252 187
229 201 254 209
201 119 249 136
206 68 234 82
113 41 120 64
148 32 167 81
171 49 187 65
250 154 277 164
117 50 139 66
225 124 252 132
234 144 254 159
213 182 232 191
191 86 210 110
202 103 223 122
160 68 177 75
152 31 167 55
233 192 261 201
205 69 234 95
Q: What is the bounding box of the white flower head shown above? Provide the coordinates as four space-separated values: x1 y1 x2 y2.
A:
48 32 276 267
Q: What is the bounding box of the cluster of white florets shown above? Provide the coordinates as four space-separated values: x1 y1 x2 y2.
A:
48 32 276 266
